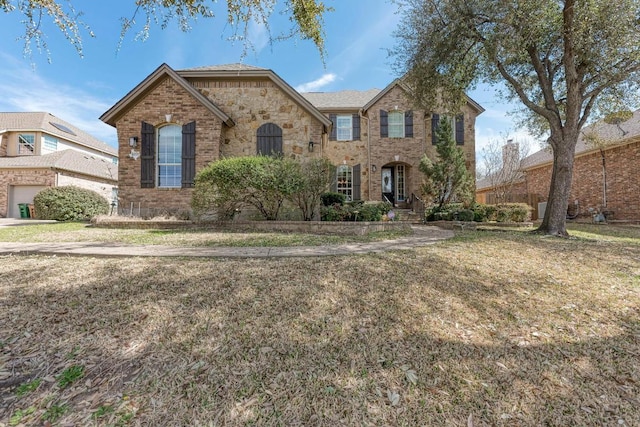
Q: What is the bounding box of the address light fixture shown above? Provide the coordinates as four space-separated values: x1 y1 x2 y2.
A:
308 140 314 152
129 136 138 147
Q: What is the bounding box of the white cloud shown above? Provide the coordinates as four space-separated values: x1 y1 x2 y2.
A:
295 73 337 92
0 53 117 146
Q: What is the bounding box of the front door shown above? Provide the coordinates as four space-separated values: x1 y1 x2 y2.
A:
382 167 394 205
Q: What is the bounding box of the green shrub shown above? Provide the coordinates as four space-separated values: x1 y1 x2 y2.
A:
320 201 391 222
495 203 531 222
457 209 475 222
33 186 109 221
321 192 346 207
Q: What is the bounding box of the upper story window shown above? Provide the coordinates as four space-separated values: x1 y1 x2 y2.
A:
157 125 182 188
18 134 35 155
431 114 465 145
329 114 361 141
336 115 353 141
380 110 413 138
42 135 58 152
388 111 405 138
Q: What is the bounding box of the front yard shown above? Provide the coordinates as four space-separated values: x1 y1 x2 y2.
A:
1 224 639 426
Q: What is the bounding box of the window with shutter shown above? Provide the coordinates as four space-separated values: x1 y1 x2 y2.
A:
431 114 440 145
257 123 283 155
329 114 337 141
336 165 353 201
388 111 404 138
140 122 155 188
404 111 413 138
181 121 196 188
455 114 464 145
352 164 361 201
352 114 361 140
380 110 388 137
157 125 182 188
336 115 353 141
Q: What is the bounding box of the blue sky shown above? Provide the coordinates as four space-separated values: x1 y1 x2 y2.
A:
0 0 539 154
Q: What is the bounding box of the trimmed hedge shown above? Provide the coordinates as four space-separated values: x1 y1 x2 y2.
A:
33 186 109 221
426 203 531 223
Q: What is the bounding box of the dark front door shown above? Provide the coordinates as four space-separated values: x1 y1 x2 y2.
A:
382 167 394 204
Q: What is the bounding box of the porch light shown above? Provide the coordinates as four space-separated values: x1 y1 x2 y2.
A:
308 140 314 152
129 136 138 147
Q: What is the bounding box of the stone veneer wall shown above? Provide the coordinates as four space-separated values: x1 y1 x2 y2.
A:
366 86 478 204
0 169 55 217
525 140 640 221
191 78 325 160
114 77 225 215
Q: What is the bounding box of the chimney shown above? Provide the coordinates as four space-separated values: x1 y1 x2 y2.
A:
502 140 520 172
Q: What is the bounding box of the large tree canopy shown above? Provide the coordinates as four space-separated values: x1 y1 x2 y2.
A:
393 0 640 236
1 0 329 60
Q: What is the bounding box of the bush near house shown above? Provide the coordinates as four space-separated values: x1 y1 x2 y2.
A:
193 156 306 221
33 186 109 221
320 200 392 222
426 202 531 223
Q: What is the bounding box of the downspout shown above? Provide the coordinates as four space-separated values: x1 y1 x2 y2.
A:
600 148 607 208
362 109 371 201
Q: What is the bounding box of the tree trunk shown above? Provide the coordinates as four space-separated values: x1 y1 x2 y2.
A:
537 132 578 236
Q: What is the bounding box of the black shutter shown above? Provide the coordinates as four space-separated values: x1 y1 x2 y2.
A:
380 110 388 137
140 121 155 188
352 114 361 140
330 167 337 193
352 164 361 201
329 114 337 141
455 114 464 145
257 123 283 155
181 121 196 188
431 114 440 145
405 111 413 137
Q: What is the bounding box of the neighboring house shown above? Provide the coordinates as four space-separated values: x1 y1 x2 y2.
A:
0 112 118 218
100 63 484 217
477 110 640 221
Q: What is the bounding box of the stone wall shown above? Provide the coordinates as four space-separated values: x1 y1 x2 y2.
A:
524 140 640 221
114 76 225 214
192 78 325 160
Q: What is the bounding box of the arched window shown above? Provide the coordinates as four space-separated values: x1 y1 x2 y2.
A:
157 125 182 187
257 123 283 155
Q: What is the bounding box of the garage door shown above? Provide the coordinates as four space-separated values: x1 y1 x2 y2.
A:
8 185 47 218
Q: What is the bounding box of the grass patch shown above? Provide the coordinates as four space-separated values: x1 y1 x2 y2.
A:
15 378 41 397
0 225 638 425
57 365 84 389
0 222 410 247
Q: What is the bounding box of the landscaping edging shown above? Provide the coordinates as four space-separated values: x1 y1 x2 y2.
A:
91 218 412 236
427 220 534 230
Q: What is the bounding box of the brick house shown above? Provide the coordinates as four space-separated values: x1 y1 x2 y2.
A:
476 110 640 221
100 63 484 217
0 112 118 218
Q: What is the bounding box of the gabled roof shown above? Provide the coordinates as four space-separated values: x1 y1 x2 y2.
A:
0 112 116 157
301 89 381 110
178 64 332 128
0 149 118 181
100 63 235 128
362 79 485 114
521 109 640 170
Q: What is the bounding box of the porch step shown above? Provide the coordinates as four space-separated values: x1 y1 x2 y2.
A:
391 208 424 223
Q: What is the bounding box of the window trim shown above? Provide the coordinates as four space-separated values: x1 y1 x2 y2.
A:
336 164 353 201
388 111 405 138
336 115 353 141
156 124 182 188
18 133 35 154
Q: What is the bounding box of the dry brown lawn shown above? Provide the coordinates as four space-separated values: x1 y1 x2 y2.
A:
1 224 639 426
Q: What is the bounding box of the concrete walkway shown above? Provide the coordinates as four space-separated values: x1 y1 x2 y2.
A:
0 224 453 258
